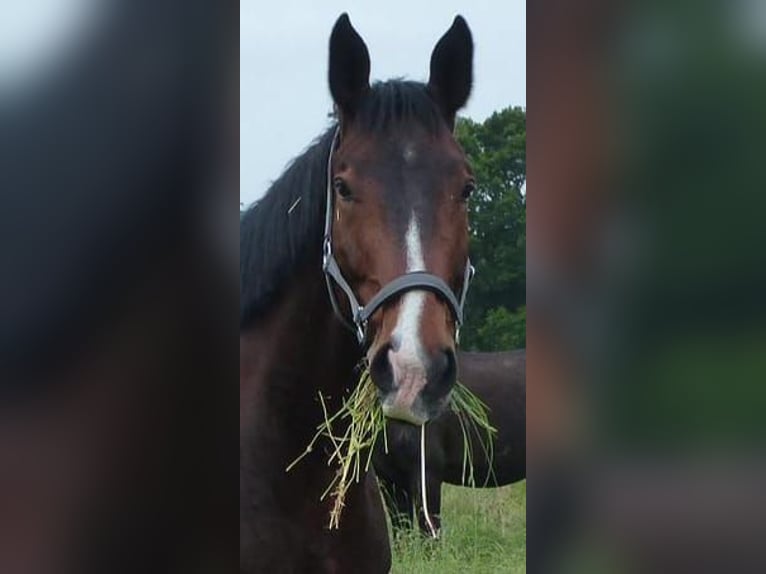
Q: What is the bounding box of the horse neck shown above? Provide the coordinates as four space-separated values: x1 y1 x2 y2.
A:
240 266 380 560
240 261 361 451
241 263 386 566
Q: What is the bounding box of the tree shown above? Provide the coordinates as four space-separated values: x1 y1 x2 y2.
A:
455 107 526 351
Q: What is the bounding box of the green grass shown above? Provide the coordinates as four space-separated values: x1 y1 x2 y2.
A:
390 481 526 574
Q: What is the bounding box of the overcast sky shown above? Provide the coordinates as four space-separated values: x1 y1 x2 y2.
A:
240 0 525 206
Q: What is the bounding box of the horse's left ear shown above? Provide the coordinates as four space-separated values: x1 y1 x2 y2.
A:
428 16 474 129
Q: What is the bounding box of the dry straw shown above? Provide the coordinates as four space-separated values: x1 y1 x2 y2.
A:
287 366 496 529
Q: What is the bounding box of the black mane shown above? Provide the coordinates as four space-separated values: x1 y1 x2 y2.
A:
239 127 335 327
239 80 446 328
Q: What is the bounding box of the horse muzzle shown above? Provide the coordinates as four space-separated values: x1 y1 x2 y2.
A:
370 342 456 425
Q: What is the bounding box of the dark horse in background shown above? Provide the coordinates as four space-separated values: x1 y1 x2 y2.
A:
374 350 526 537
240 14 476 574
0 2 237 573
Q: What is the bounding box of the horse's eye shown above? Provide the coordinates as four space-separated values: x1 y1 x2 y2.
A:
333 177 352 200
461 180 476 201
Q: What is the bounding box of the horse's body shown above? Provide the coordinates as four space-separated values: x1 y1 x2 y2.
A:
374 349 526 534
240 13 476 573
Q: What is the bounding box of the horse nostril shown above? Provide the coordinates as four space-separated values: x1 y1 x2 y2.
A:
370 343 395 394
427 348 456 394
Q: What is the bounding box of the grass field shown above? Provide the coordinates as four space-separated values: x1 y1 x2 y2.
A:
390 481 526 574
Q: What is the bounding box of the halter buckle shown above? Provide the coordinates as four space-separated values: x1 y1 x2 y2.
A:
352 307 366 343
355 322 365 344
322 237 332 269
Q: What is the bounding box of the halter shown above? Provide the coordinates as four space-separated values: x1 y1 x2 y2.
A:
322 127 475 345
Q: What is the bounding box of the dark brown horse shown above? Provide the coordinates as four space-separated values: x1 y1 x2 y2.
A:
240 13 476 573
374 350 526 536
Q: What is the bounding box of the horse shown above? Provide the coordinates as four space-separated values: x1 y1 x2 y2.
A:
374 349 526 536
240 13 476 573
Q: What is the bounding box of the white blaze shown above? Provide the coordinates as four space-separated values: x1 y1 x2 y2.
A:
395 212 426 358
382 212 428 420
405 212 425 270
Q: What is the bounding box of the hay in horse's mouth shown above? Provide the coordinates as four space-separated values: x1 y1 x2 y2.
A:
286 365 496 530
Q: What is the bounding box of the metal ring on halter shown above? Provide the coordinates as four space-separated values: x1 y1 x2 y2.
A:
321 126 476 345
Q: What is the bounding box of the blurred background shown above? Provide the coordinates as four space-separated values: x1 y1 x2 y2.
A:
527 0 766 572
0 1 237 572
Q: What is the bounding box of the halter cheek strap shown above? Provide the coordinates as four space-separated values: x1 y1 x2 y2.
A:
322 127 475 344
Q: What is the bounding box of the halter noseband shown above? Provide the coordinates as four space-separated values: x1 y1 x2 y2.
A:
322 127 475 344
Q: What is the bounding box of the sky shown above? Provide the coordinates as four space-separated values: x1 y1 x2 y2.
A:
240 0 526 206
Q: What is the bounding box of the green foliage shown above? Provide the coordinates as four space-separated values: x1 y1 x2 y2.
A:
455 107 526 351
475 306 526 352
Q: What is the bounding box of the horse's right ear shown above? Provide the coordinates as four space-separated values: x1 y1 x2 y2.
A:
329 14 370 119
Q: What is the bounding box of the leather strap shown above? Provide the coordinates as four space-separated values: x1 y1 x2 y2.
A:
321 127 475 344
